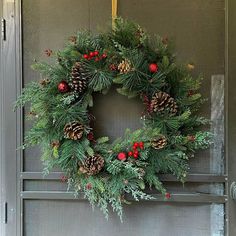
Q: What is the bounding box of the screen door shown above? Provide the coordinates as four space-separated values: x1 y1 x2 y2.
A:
2 0 228 235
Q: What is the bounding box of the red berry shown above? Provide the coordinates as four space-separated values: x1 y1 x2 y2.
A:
134 142 139 147
95 57 100 62
87 132 95 141
139 142 144 147
89 52 95 57
128 151 133 157
165 193 171 199
133 153 138 159
117 152 127 161
94 51 99 56
102 53 107 59
149 63 158 73
58 81 69 93
134 150 139 155
60 175 68 182
86 183 92 190
83 54 89 59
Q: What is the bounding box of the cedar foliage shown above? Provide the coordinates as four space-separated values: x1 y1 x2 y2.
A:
15 18 212 220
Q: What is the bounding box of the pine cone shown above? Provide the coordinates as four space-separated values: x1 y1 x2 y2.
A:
150 91 178 115
64 121 84 140
79 154 104 175
151 136 167 150
118 59 132 74
70 62 87 94
39 78 50 87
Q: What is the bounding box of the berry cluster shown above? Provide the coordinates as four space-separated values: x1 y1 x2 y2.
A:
117 142 144 161
83 51 107 62
128 141 144 159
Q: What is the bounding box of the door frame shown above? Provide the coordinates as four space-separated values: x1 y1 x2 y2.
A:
0 0 234 235
0 0 23 235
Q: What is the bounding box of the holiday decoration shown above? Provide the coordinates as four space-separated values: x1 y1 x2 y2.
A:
58 81 69 93
150 91 178 115
118 59 132 74
117 152 127 161
187 63 195 70
151 136 167 150
162 36 168 45
64 121 84 140
44 49 52 57
187 135 196 142
149 63 158 73
15 18 212 221
109 63 117 71
79 154 104 175
39 78 50 87
70 62 87 94
69 35 77 44
165 192 171 199
60 175 68 182
51 140 60 148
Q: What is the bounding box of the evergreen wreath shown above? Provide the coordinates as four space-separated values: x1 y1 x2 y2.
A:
15 18 212 220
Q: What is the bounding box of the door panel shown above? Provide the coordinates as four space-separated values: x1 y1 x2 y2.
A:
21 0 225 235
24 201 223 236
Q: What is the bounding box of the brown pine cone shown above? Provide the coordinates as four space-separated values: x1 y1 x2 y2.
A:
70 62 87 94
118 59 132 74
51 140 60 148
151 136 167 150
39 78 50 87
79 154 104 176
150 91 178 115
64 121 84 140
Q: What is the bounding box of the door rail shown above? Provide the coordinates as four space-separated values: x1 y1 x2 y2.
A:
20 172 227 183
20 191 227 203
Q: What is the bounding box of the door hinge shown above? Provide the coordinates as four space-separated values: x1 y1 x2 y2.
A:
3 202 8 224
1 18 6 41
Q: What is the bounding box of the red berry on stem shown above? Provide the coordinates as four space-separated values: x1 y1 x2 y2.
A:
117 152 127 161
139 142 144 148
83 54 89 59
94 51 99 56
95 57 100 62
60 175 68 182
149 63 158 73
134 150 139 155
90 52 95 57
86 183 92 190
102 53 107 59
165 193 171 199
58 81 69 93
134 142 139 147
87 132 95 141
128 151 133 157
133 153 139 159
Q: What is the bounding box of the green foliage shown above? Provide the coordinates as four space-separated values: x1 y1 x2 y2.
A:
15 18 212 220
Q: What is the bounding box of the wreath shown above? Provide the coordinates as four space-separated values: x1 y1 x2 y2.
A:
15 18 212 220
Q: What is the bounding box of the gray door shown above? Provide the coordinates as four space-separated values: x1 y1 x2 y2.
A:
1 0 235 235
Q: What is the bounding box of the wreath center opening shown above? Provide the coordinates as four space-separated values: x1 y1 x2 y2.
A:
90 86 144 142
